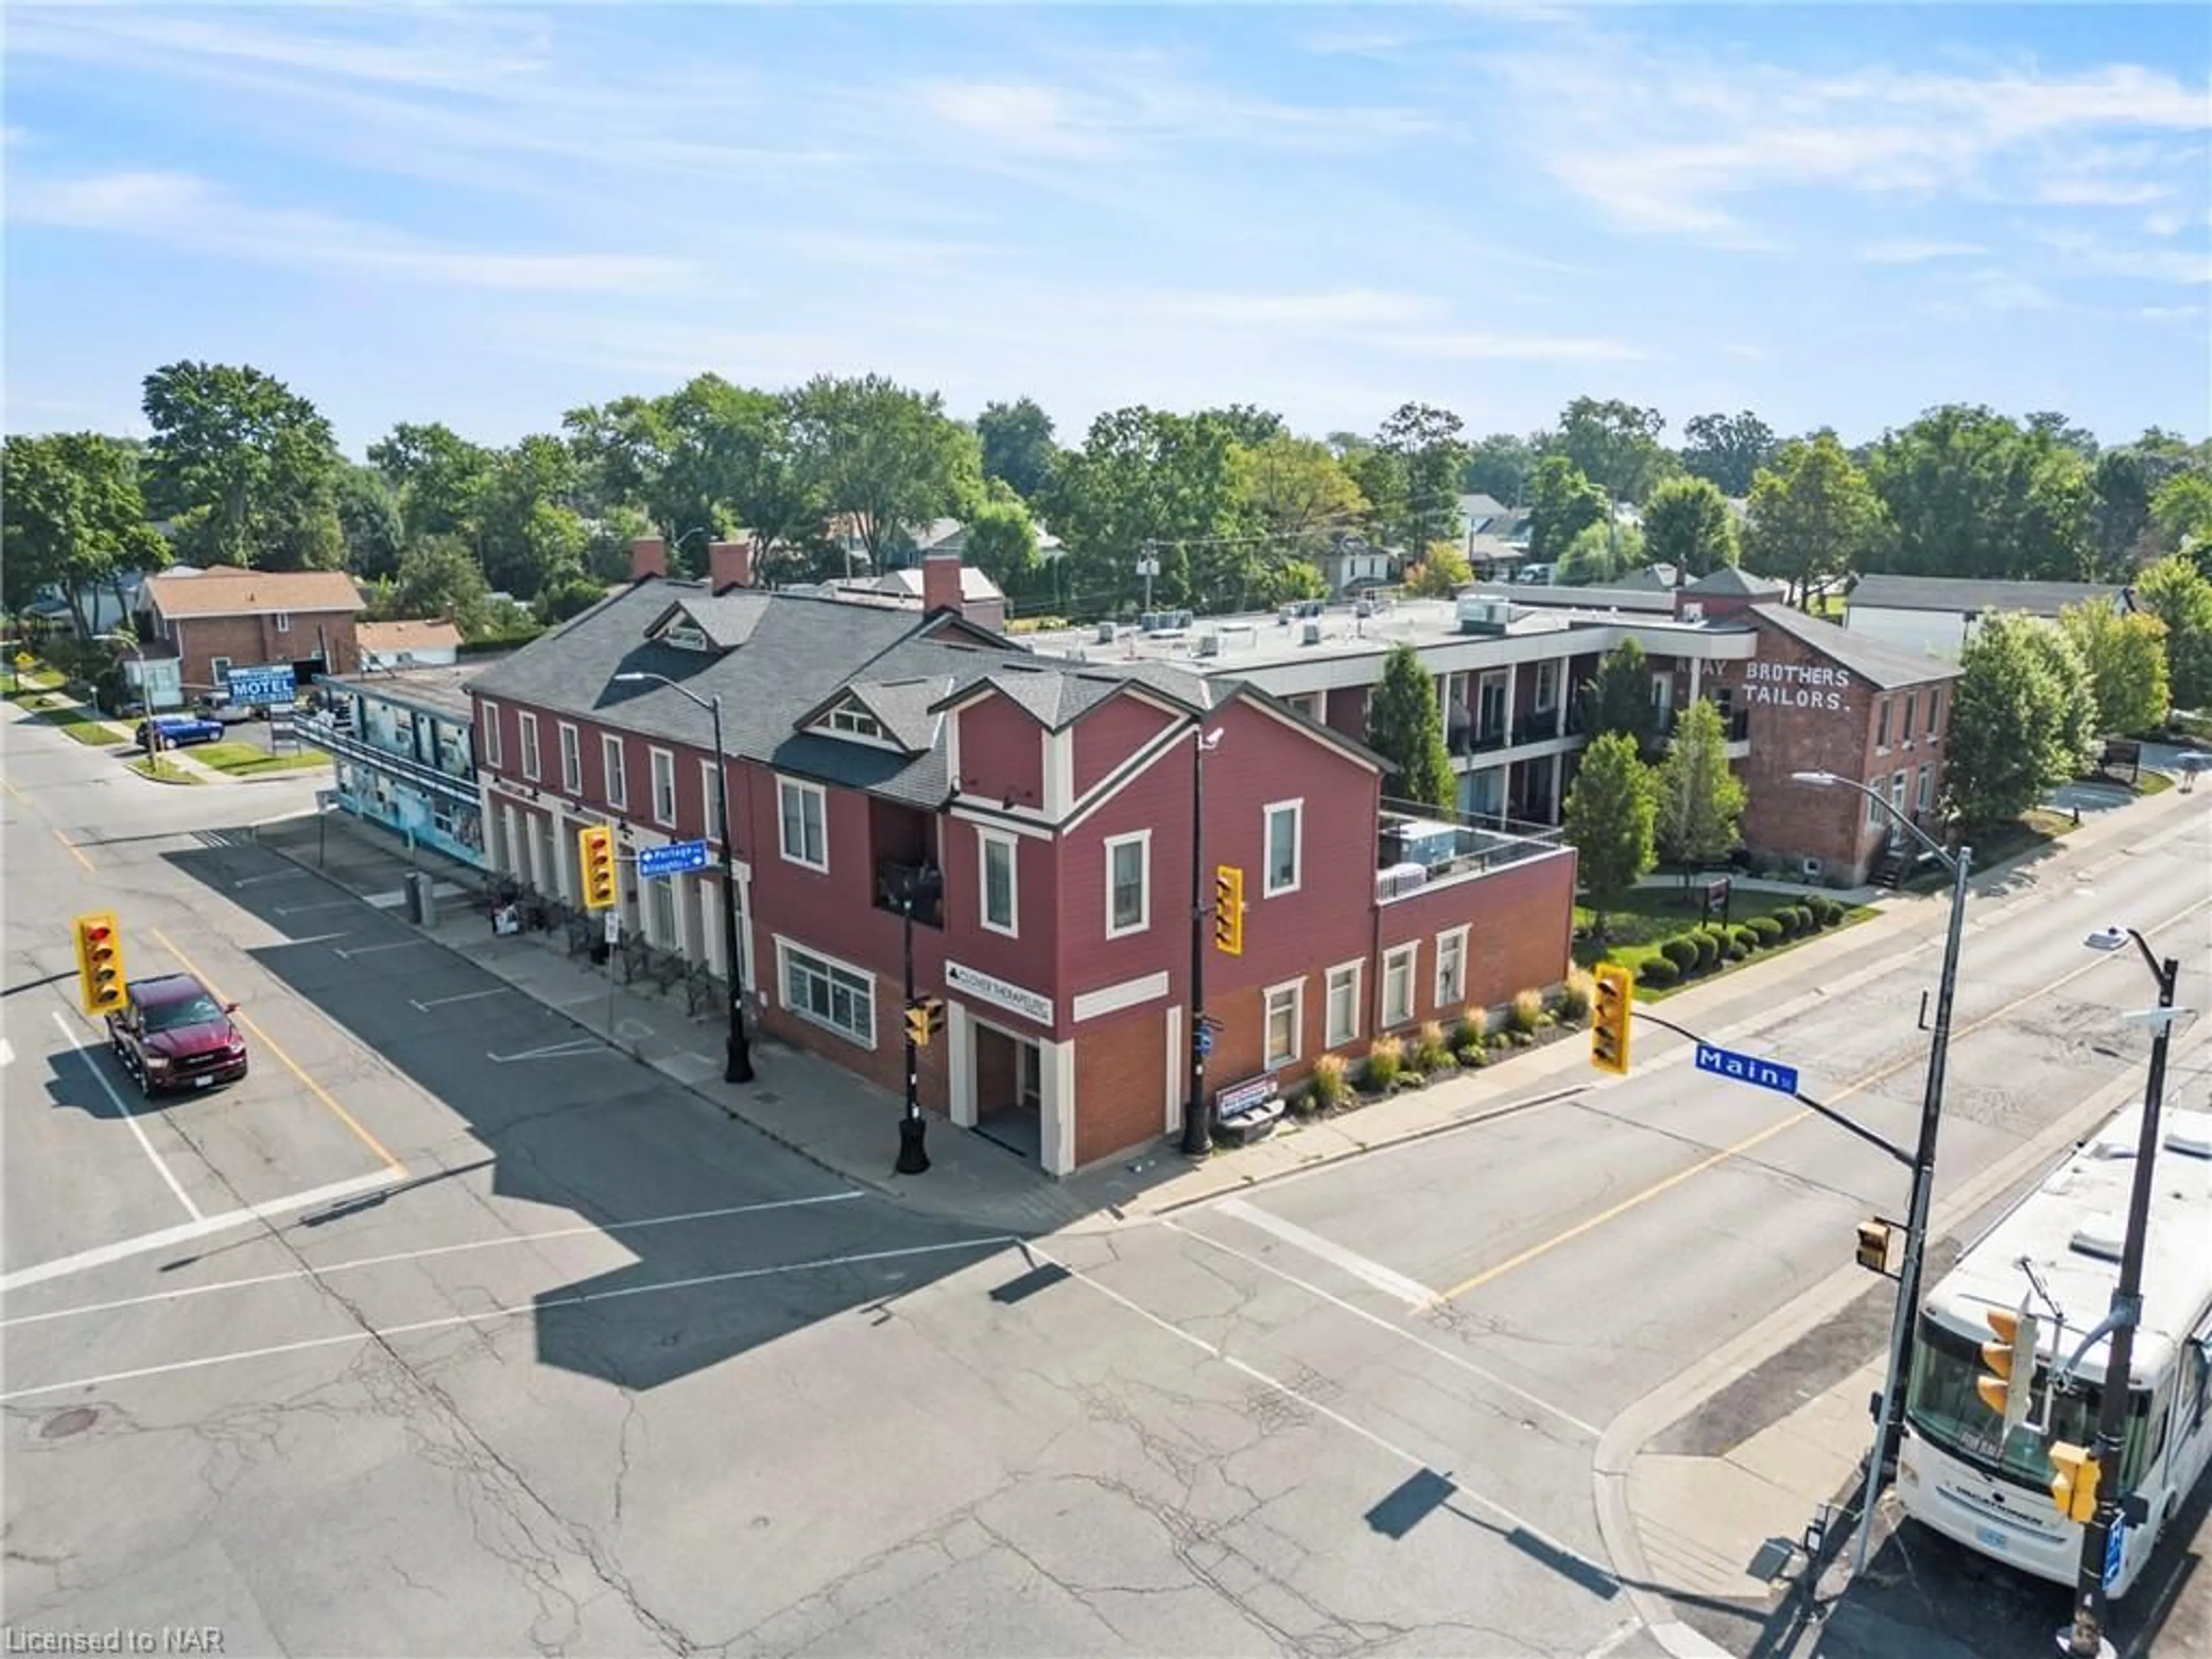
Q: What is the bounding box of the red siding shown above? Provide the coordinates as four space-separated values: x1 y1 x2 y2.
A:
1377 847 1579 1026
940 816 1059 1031
1071 695 1181 800
1058 741 1190 1030
953 694 1046 811
1074 1006 1169 1166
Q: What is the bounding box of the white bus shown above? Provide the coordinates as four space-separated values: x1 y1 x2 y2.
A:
1897 1104 2212 1597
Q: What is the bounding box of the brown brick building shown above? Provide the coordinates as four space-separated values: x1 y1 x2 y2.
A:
144 566 366 696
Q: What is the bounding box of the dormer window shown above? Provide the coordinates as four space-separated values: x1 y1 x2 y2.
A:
662 623 710 653
830 706 883 739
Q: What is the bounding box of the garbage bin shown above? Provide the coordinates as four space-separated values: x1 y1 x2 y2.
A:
405 870 437 927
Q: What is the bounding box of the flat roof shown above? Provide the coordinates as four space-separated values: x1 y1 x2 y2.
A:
321 659 501 720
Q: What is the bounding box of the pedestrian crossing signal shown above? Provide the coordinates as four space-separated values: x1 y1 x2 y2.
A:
1589 963 1633 1075
73 911 127 1017
578 825 618 910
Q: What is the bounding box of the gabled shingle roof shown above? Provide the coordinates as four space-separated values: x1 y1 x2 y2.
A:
1685 565 1785 597
146 567 365 619
1848 574 2124 617
1748 603 1961 689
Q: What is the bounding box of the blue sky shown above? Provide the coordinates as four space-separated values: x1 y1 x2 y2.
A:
6 4 2209 458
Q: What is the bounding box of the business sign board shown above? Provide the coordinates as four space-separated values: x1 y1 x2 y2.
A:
638 839 710 879
226 663 297 706
1215 1074 1278 1116
945 960 1052 1027
1695 1043 1800 1098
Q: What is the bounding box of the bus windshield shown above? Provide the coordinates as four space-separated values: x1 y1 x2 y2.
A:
1907 1315 2158 1490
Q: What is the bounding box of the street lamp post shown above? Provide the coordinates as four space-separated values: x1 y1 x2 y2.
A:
1181 725 1224 1158
893 872 937 1176
2065 925 2183 1659
612 671 753 1084
1790 770 1972 1576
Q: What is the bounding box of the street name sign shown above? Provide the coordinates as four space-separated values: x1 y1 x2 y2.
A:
1695 1042 1800 1098
638 839 709 879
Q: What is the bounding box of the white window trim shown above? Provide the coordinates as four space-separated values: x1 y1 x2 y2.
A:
601 733 627 809
1325 960 1363 1048
480 700 501 768
1381 942 1418 1029
649 747 677 827
1104 830 1152 939
1875 697 1892 752
699 757 724 839
774 937 876 1049
1434 925 1469 1011
517 712 541 781
778 777 830 873
558 722 582 793
273 611 291 634
978 829 1020 937
1262 978 1304 1071
1262 798 1304 899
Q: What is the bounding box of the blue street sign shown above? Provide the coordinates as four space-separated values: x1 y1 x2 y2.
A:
2104 1516 2126 1593
637 839 710 879
225 663 296 705
1195 1026 1214 1058
1695 1042 1800 1098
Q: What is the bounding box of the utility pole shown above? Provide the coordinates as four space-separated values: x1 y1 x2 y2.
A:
1138 542 1160 613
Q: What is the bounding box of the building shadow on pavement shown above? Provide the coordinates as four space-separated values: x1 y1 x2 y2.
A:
159 828 1018 1395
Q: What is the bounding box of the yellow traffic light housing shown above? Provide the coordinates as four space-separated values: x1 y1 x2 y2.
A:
1975 1306 2040 1436
73 911 127 1017
1855 1219 1893 1274
578 825 618 911
2048 1441 2099 1524
1589 963 1633 1075
1213 865 1244 956
905 997 945 1048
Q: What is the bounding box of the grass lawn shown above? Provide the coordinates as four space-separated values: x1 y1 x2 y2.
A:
193 740 331 777
127 756 204 785
1574 882 1877 996
21 698 133 746
2137 770 2175 797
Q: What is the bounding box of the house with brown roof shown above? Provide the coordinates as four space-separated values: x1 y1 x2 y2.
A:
358 619 465 669
143 565 367 696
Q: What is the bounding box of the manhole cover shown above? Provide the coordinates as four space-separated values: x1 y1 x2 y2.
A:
40 1407 97 1440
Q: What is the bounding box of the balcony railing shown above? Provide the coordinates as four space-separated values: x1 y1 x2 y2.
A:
1449 706 1578 757
874 859 944 929
300 712 478 806
1376 802 1566 902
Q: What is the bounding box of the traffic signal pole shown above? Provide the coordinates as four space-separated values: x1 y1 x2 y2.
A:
895 888 929 1175
1180 726 1218 1158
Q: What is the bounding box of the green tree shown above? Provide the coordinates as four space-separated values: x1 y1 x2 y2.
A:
1461 432 1537 505
1376 402 1467 548
142 361 340 567
1550 396 1673 504
1557 520 1634 586
1679 411 1777 498
1742 433 1891 600
534 569 609 626
1866 404 2094 580
1527 454 1609 563
961 478 1041 593
1945 612 2098 831
1564 731 1656 937
475 436 587 599
1652 698 1748 870
334 464 405 581
1368 642 1455 814
2089 448 2157 574
789 373 978 570
387 535 492 638
1243 433 1368 588
975 396 1058 500
1641 476 1740 578
2149 471 2212 565
1407 541 1472 597
1205 404 1287 448
1 433 170 634
367 421 494 544
2059 600 2171 736
2134 555 2212 709
1580 638 1654 745
1038 406 1255 611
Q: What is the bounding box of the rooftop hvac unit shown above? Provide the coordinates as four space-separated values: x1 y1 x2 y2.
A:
1456 597 1510 634
1195 632 1221 657
1301 620 1324 646
1095 621 1116 644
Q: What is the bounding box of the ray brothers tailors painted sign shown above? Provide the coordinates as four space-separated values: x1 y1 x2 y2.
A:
1726 658 1853 713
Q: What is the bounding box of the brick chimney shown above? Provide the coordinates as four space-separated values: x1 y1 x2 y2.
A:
629 536 668 581
922 551 964 618
707 539 753 594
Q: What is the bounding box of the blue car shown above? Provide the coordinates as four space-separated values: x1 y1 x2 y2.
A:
137 713 225 751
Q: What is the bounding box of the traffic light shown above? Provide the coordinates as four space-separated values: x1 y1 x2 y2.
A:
2048 1441 2099 1523
1975 1306 2040 1437
578 825 618 911
1213 866 1244 956
73 911 127 1017
1855 1219 1893 1274
905 997 945 1048
1590 963 1633 1075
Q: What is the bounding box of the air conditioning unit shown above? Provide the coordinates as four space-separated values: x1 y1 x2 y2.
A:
1095 621 1116 644
1195 633 1221 657
1301 620 1324 646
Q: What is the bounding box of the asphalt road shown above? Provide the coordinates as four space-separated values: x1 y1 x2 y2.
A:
6 706 2208 1659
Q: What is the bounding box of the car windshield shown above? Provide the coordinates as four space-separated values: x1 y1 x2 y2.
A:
1906 1313 2158 1490
145 993 225 1032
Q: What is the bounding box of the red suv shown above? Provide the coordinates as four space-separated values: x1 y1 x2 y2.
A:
106 974 249 1095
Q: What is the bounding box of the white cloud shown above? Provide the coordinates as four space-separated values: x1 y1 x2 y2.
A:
2141 304 2206 320
1372 330 1649 363
10 170 696 294
2035 228 2212 285
2037 176 2173 207
1144 290 1444 329
1858 240 1986 264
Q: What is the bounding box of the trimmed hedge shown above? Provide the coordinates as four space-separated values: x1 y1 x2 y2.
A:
1729 924 1759 955
1694 929 1722 971
1660 937 1700 974
1638 957 1680 988
1812 896 1844 927
1748 915 1785 944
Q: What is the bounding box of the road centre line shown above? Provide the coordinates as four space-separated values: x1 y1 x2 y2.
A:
3 1190 868 1327
1025 1243 1624 1599
1 1169 396 1296
0 1234 1014 1403
1435 889 2212 1305
54 828 95 873
50 1011 200 1223
1160 1216 1601 1438
1210 1196 1441 1312
150 926 403 1172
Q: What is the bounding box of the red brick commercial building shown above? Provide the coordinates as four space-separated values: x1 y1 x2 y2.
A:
143 566 366 696
466 546 1578 1176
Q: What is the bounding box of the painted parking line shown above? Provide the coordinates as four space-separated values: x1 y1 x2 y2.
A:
409 987 514 1013
1209 1196 1441 1312
50 1010 200 1223
1 1169 396 1296
488 1039 607 1064
0 1234 1015 1403
2 1189 868 1328
150 926 404 1173
333 938 436 960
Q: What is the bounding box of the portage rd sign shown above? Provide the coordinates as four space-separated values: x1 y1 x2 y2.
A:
637 839 710 879
1695 1042 1800 1098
